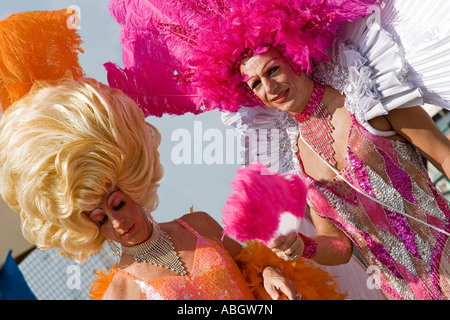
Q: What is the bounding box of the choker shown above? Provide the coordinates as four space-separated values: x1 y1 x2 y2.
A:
292 82 338 168
121 214 187 276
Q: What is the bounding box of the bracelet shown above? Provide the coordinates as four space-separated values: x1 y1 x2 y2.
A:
298 233 317 259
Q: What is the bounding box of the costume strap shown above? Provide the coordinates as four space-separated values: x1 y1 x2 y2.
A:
298 132 450 237
174 218 200 238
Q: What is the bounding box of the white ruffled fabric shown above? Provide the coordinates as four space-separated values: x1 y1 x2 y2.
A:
221 106 301 176
381 0 450 105
337 1 450 136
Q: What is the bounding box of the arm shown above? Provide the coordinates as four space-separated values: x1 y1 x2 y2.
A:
385 106 450 178
269 207 353 266
189 211 299 299
261 266 301 300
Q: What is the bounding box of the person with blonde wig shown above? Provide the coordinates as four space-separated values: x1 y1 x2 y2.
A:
0 9 350 300
0 77 163 264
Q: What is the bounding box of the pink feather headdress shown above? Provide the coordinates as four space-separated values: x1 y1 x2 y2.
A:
221 163 307 244
105 0 229 117
191 0 379 112
106 0 378 116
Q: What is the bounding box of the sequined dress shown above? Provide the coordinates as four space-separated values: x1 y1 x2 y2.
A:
112 219 255 300
304 9 450 299
300 115 450 300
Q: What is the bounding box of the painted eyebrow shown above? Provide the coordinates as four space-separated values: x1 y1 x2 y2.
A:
106 189 121 206
245 57 279 84
88 189 121 216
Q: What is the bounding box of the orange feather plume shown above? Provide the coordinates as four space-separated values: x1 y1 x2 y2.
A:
0 9 85 112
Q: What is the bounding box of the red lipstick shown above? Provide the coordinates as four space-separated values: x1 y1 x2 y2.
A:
272 89 289 104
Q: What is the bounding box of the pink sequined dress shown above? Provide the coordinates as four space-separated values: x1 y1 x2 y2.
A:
113 219 255 300
299 116 450 300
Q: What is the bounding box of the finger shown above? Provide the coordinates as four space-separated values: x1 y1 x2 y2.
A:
273 250 287 261
267 235 287 249
273 247 297 261
266 285 281 300
282 235 301 256
277 282 298 300
286 232 300 247
278 232 299 252
280 251 290 261
274 234 301 259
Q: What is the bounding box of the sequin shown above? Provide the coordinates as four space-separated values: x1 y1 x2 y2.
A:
156 23 197 46
361 232 403 279
116 219 255 300
377 147 417 205
385 210 421 259
176 0 228 18
299 118 450 299
348 147 374 196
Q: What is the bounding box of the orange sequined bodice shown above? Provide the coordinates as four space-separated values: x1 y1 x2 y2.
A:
115 219 255 300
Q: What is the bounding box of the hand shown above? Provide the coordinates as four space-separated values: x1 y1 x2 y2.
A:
262 266 301 300
267 232 304 261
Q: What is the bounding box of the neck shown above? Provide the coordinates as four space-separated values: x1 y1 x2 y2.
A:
290 73 315 115
292 82 325 122
119 220 187 275
291 81 338 168
119 222 155 266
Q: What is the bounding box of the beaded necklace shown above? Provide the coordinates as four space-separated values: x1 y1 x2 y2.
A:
292 82 338 168
121 210 187 276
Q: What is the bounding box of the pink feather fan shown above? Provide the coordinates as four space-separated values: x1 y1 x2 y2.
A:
222 163 307 245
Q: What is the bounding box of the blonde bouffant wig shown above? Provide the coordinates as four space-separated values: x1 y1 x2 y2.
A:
0 78 164 263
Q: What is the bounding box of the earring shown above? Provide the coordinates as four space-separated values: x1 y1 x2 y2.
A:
141 206 154 224
105 237 121 257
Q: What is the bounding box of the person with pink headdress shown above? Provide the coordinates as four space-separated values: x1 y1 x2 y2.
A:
104 0 450 300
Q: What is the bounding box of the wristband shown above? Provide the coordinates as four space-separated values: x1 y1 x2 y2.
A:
298 233 317 259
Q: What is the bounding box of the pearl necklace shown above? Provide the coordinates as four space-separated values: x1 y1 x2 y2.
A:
121 217 187 276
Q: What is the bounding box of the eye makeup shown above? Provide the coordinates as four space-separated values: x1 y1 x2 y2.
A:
87 190 126 227
245 57 281 90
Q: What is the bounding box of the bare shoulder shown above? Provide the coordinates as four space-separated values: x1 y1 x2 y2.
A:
179 211 216 224
386 105 437 131
101 273 141 300
178 211 223 239
178 211 243 257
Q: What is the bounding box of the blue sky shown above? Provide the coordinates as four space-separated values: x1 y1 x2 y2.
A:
1 0 241 225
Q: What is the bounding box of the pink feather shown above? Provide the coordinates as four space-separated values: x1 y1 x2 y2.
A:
105 0 226 116
105 0 378 116
190 0 380 112
222 163 307 244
